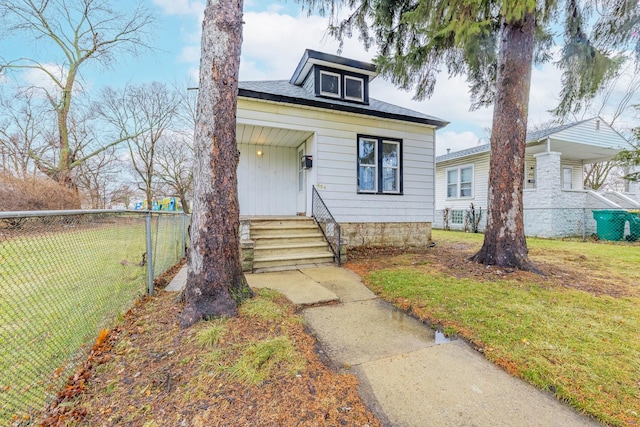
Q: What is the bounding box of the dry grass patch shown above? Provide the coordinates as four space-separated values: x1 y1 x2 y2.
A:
40 286 381 426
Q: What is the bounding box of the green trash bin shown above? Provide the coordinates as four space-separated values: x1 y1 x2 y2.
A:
626 211 640 241
592 210 627 241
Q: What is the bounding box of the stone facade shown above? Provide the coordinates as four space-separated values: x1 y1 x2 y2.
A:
435 151 625 238
340 222 432 248
239 219 254 272
522 152 617 238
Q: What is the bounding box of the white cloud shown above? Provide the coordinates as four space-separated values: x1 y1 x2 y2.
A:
179 46 201 63
19 63 70 97
188 66 199 82
153 0 205 17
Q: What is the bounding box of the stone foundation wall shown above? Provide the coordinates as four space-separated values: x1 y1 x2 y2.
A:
340 222 432 248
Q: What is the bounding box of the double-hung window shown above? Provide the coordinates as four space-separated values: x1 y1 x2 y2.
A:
357 136 402 194
446 165 473 198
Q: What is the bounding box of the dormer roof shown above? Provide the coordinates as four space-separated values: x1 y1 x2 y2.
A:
289 49 378 86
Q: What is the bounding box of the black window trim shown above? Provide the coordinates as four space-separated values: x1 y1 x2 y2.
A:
314 65 370 105
356 134 403 195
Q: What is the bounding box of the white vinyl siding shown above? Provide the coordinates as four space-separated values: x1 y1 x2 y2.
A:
436 155 488 213
550 118 628 151
237 98 436 222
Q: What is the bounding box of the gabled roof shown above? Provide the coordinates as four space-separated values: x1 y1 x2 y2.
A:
436 117 629 163
436 143 490 163
525 118 593 142
238 80 449 129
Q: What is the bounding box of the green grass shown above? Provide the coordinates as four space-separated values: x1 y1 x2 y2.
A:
0 214 186 423
364 230 640 426
239 289 285 320
195 321 228 349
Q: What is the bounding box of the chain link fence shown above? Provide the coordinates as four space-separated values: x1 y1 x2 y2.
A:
0 210 189 424
435 207 640 242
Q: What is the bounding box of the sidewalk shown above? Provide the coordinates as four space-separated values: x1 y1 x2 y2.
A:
169 266 600 427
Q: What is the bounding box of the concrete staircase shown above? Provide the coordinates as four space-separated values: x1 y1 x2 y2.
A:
250 217 335 272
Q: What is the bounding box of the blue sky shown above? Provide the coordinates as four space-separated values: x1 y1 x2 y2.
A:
1 0 635 155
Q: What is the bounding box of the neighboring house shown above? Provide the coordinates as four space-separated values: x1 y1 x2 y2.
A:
236 49 447 259
435 117 638 238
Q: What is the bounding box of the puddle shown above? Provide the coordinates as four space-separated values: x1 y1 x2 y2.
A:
435 329 452 344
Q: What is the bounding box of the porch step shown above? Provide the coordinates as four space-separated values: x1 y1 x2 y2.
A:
248 217 335 272
251 224 320 237
253 252 335 272
254 242 329 257
253 233 325 245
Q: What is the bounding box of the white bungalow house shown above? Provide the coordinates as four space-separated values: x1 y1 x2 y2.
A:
434 117 638 238
236 49 448 271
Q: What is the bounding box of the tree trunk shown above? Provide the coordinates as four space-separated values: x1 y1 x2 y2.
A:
470 11 541 274
179 192 190 214
180 0 252 328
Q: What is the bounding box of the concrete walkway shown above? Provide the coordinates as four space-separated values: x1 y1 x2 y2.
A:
168 266 600 427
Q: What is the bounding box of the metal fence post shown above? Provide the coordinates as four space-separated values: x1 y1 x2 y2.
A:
583 208 587 242
146 211 154 296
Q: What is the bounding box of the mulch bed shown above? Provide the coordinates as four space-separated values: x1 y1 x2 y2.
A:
39 268 382 427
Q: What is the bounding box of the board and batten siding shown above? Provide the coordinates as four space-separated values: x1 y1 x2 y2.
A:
435 153 490 213
237 143 298 216
237 98 437 223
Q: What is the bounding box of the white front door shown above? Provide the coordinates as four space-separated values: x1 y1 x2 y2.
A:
297 145 306 214
237 144 298 216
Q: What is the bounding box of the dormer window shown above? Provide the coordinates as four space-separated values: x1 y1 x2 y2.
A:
319 71 341 98
290 49 377 105
344 75 364 102
314 67 368 103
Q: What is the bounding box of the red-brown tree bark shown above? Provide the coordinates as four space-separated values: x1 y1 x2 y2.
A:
470 10 541 274
180 0 253 329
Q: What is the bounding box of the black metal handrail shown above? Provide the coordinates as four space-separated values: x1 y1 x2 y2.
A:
311 185 341 266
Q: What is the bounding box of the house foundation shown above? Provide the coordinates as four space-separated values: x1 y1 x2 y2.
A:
340 222 432 248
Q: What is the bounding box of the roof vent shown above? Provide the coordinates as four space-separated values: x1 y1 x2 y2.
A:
446 148 451 154
596 119 600 131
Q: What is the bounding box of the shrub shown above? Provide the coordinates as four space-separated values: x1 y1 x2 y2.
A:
0 173 80 211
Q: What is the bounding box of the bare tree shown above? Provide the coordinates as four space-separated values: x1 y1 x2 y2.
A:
99 82 180 209
75 146 121 208
0 0 154 191
180 0 253 328
155 133 194 213
109 183 139 209
0 90 50 178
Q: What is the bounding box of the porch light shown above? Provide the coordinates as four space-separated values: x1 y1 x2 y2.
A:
256 150 263 157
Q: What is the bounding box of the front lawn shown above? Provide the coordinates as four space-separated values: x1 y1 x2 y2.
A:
346 230 640 426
